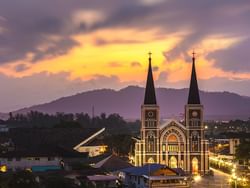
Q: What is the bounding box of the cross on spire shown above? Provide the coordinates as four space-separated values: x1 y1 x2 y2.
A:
192 50 196 59
148 51 152 59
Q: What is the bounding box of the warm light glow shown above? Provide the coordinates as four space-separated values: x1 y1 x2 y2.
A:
0 165 7 173
100 145 107 153
193 175 201 182
0 28 250 87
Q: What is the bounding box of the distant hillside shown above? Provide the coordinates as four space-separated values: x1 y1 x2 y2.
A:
12 86 250 120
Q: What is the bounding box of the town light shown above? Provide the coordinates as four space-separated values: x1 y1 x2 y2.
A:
194 175 201 182
0 165 7 173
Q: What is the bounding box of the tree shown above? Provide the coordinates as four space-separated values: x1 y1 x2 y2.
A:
53 120 81 128
43 176 78 188
235 140 250 165
8 170 40 188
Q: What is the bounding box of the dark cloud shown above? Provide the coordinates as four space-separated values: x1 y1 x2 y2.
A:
0 0 107 63
152 66 159 72
207 38 250 72
94 38 142 46
14 64 30 72
0 0 249 72
156 71 169 86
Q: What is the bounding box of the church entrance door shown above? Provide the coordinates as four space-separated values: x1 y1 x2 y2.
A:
192 157 198 174
169 156 177 168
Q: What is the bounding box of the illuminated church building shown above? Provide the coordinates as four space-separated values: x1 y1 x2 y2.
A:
134 53 209 175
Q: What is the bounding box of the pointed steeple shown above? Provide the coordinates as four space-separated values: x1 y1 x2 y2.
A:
144 52 157 105
188 51 200 104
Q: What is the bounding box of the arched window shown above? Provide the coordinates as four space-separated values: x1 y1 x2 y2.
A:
169 156 177 168
167 134 179 152
168 134 178 142
148 157 154 163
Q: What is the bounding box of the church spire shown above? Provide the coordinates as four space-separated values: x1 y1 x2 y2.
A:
144 52 157 105
187 51 200 104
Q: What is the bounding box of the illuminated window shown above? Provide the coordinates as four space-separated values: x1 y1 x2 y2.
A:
169 156 177 168
162 144 166 152
148 157 154 163
167 145 179 152
168 134 178 142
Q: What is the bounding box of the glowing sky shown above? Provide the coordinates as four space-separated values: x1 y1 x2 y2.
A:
0 0 250 112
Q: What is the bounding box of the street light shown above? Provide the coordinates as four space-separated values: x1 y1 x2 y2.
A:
229 177 238 188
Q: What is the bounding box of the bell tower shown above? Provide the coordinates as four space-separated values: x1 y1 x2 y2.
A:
185 52 209 175
141 52 160 165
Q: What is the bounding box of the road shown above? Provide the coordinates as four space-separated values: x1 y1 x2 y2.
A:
192 168 231 188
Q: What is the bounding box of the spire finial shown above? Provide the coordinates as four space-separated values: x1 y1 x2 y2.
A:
148 51 152 59
192 50 196 59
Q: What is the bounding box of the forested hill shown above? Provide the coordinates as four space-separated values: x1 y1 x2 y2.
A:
12 86 250 120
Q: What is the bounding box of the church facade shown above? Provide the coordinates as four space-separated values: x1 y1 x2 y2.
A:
134 53 209 175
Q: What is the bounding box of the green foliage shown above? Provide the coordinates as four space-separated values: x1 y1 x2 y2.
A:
235 139 250 165
104 134 135 155
53 120 81 128
5 111 140 135
43 176 78 188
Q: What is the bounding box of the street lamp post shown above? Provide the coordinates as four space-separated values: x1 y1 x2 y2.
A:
234 179 237 188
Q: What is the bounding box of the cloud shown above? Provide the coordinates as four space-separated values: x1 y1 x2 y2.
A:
207 38 250 72
139 0 165 6
0 1 109 64
156 71 168 86
0 0 250 70
94 38 142 46
14 63 30 72
72 10 106 29
152 66 159 72
0 0 250 110
131 62 142 67
108 62 123 68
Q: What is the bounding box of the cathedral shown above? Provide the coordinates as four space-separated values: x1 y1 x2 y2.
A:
134 53 209 175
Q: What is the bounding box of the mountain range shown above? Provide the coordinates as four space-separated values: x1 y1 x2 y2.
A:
8 86 250 121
